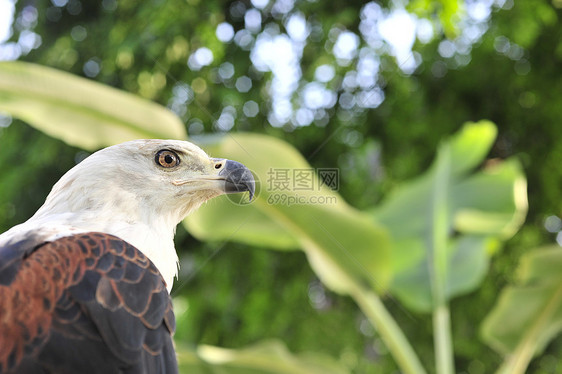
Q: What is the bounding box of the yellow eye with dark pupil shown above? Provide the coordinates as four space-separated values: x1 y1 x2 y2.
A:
156 150 180 168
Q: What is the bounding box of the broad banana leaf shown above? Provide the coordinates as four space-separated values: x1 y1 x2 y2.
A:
0 61 186 150
371 121 528 311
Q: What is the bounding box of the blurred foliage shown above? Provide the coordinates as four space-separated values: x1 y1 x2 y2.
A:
184 132 393 294
0 61 186 149
372 121 526 312
2 0 562 373
482 246 562 374
177 339 349 373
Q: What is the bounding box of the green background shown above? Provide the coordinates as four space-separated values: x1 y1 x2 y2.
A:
1 0 562 373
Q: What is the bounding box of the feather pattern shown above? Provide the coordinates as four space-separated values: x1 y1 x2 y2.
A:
0 232 176 374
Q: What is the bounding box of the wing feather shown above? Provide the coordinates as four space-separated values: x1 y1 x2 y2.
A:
0 232 177 374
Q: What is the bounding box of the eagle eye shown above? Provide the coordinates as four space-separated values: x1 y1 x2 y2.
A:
156 150 180 168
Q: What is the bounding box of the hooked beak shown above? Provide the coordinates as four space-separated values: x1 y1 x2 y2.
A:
218 160 255 201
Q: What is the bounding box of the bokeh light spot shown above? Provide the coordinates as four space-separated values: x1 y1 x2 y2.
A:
218 62 235 80
314 64 335 83
70 25 87 41
83 58 101 77
545 215 562 233
243 100 260 117
235 76 252 92
245 8 262 33
216 22 234 42
251 0 269 9
286 12 308 42
191 77 207 94
188 47 214 71
333 31 359 62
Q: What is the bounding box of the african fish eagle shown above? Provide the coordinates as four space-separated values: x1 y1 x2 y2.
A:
0 139 255 374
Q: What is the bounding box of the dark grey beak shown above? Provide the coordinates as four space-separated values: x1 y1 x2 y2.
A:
218 160 255 201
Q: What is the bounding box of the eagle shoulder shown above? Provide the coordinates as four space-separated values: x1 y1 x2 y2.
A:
0 232 177 374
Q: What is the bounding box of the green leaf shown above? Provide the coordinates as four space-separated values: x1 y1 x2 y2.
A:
0 61 186 150
481 246 562 374
371 121 528 312
185 133 392 294
452 159 528 237
446 236 498 296
392 236 498 311
448 120 497 176
186 195 299 250
177 340 349 374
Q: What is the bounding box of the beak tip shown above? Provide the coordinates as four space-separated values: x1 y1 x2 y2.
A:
247 183 255 202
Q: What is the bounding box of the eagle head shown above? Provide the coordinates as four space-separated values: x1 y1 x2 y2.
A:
24 139 254 289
